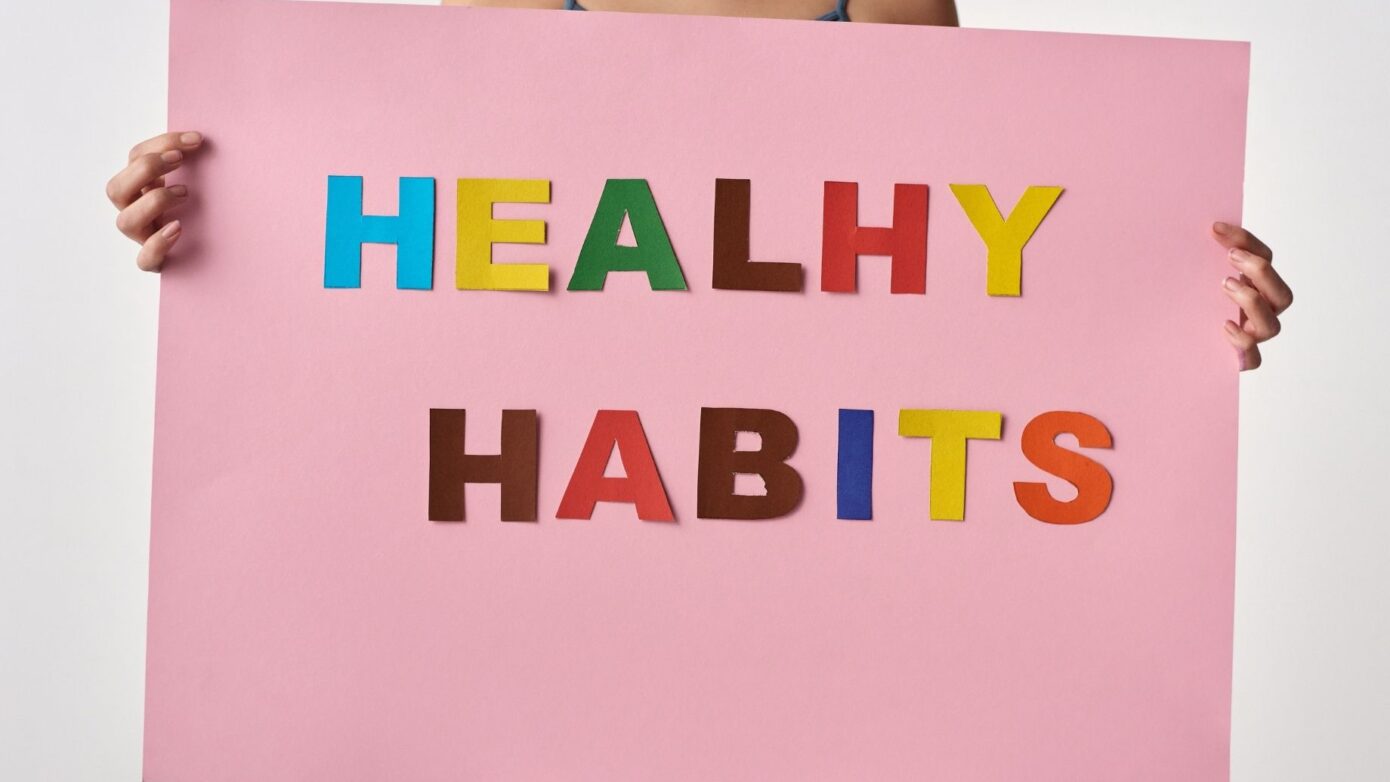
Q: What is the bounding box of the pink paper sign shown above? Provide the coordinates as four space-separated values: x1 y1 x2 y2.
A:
150 0 1249 779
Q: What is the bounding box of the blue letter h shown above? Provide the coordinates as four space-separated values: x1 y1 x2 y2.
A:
324 175 435 289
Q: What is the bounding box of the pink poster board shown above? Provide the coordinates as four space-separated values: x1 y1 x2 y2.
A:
150 0 1249 778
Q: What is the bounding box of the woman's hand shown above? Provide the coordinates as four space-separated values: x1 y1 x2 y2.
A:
106 131 204 272
1213 222 1292 371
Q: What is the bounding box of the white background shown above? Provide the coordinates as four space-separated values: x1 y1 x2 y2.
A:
2 0 1386 779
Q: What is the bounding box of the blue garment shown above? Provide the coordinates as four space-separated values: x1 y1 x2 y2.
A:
564 0 850 21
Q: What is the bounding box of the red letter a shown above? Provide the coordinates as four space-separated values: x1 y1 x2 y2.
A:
557 410 675 522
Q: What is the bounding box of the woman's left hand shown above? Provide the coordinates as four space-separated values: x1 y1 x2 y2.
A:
1212 222 1292 371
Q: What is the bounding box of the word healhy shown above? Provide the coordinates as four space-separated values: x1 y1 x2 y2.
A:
429 408 1114 526
324 177 1063 294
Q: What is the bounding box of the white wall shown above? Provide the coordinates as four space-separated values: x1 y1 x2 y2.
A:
2 1 1385 779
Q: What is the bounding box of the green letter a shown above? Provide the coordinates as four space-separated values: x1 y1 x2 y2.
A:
568 179 687 291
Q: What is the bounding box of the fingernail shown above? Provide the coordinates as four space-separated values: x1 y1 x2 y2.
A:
1213 221 1231 235
1222 277 1240 291
162 220 181 239
179 132 202 146
161 149 183 164
1224 321 1241 337
168 184 188 197
1236 349 1248 371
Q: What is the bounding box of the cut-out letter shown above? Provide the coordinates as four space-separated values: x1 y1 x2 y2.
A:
712 178 802 292
821 181 928 294
898 409 1002 521
428 409 538 522
949 184 1063 296
556 410 675 522
697 408 804 520
1013 411 1114 525
837 409 874 520
324 175 435 290
568 179 687 291
456 178 550 291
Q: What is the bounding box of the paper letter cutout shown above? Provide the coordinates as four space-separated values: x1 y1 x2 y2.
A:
1013 411 1114 524
456 178 550 291
898 409 1002 521
712 178 802 292
428 409 538 522
556 410 675 522
949 184 1064 296
820 181 928 294
324 175 435 290
837 409 874 520
568 179 688 291
696 408 804 520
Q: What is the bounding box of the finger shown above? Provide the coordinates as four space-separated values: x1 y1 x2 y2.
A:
115 184 188 242
1228 247 1293 314
1222 276 1281 341
136 220 182 273
1211 222 1273 261
107 150 184 209
127 131 203 163
1224 320 1263 371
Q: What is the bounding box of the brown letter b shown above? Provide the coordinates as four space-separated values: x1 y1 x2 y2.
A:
697 407 804 520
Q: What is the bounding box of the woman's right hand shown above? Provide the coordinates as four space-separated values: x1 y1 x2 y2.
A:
106 131 204 271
